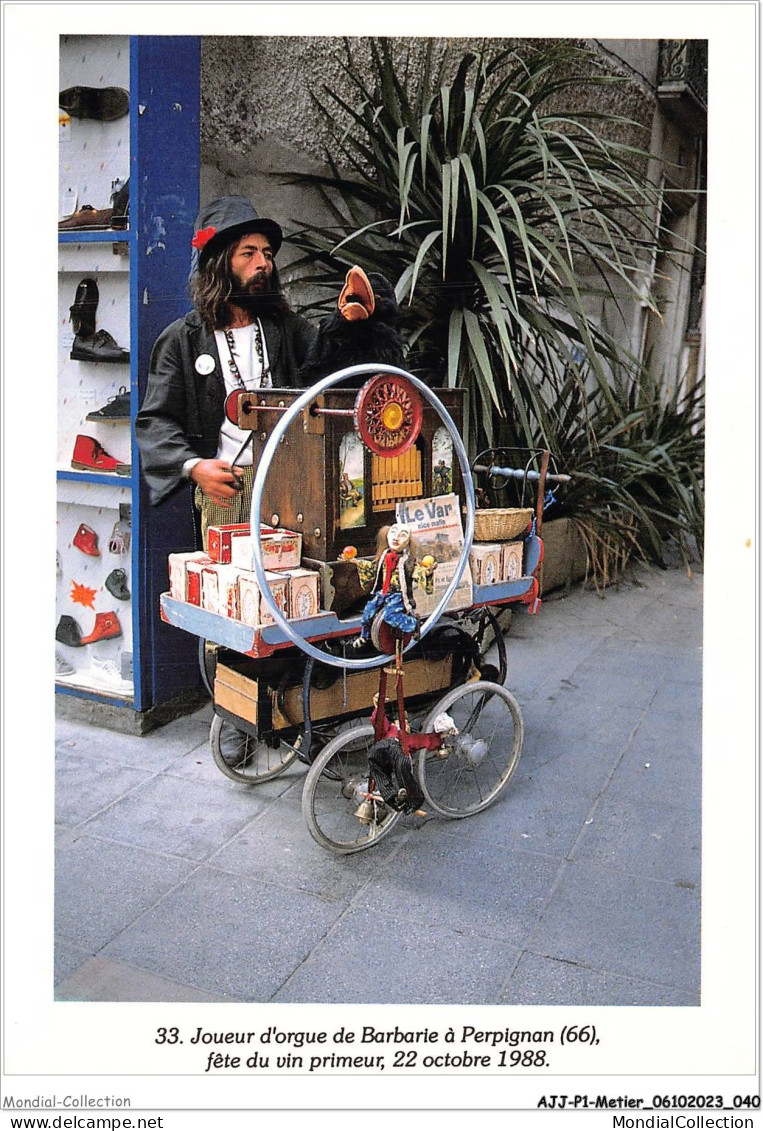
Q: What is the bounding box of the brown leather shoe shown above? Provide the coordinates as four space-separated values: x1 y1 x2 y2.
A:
59 205 114 231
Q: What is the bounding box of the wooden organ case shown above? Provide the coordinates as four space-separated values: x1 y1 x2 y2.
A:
239 385 465 563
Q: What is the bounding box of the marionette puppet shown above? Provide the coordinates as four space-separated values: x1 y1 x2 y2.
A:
351 523 436 649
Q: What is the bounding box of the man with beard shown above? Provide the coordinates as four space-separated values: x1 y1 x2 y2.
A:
135 196 316 543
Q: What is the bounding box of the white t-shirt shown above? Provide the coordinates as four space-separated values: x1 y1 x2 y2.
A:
213 320 272 466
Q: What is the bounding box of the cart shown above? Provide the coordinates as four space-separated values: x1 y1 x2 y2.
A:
160 365 568 852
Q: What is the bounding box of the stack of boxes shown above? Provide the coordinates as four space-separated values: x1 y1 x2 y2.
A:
469 539 525 586
168 525 320 629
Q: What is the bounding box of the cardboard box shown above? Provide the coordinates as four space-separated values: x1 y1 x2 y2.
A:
237 570 290 628
287 567 320 620
469 542 503 586
168 551 209 601
231 526 302 571
201 563 242 618
502 540 524 581
206 523 251 564
201 565 221 615
185 556 213 606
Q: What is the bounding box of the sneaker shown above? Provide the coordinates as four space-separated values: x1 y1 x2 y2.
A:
56 652 76 676
86 387 131 421
89 654 133 691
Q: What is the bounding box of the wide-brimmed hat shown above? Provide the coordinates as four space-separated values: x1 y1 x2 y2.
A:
191 195 283 265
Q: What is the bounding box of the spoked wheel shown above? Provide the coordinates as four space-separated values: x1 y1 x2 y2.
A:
301 723 403 854
419 681 523 817
458 606 507 684
209 713 299 785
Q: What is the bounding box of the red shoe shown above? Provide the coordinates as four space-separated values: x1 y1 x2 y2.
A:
71 434 131 475
73 522 100 556
80 610 122 645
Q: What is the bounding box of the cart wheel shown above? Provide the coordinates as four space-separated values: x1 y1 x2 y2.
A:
209 713 299 785
418 681 523 818
198 638 218 698
463 605 508 684
301 723 403 854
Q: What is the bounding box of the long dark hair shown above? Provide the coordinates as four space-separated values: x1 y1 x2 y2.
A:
190 241 290 329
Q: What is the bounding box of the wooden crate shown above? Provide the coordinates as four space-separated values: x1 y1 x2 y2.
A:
270 654 453 730
215 654 454 734
214 663 260 726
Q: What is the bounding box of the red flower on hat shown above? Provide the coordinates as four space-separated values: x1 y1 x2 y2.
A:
192 225 217 250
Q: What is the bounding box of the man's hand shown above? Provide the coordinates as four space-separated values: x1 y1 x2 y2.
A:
190 459 244 506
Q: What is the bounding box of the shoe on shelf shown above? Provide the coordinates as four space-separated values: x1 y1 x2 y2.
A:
71 434 131 476
59 85 129 121
72 522 100 556
56 652 76 676
111 178 129 230
80 610 122 645
105 568 130 600
70 328 129 364
89 653 133 691
85 387 131 421
56 615 84 647
108 519 131 554
59 204 114 231
69 277 99 337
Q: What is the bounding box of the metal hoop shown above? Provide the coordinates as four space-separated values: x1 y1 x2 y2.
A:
249 363 476 671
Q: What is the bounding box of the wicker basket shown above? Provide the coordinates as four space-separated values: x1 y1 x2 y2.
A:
472 507 534 542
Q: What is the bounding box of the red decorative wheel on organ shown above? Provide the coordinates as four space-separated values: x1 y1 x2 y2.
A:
354 373 424 458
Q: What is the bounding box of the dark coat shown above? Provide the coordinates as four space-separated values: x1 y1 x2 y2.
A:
135 309 316 504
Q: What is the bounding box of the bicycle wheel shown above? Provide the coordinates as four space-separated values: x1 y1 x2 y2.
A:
418 681 523 817
209 713 299 785
301 723 403 854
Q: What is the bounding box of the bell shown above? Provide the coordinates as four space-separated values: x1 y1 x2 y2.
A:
354 799 375 824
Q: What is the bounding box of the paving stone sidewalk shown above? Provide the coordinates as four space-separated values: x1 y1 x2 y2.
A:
55 562 703 1005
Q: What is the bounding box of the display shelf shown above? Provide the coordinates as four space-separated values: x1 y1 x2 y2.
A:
55 681 134 705
57 469 133 484
57 34 201 724
59 231 130 244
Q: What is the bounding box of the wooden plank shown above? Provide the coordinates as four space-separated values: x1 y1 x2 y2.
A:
214 665 258 724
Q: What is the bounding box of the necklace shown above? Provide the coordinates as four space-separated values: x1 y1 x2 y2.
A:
223 322 272 389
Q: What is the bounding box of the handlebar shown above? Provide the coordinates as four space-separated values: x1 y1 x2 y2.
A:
472 464 571 485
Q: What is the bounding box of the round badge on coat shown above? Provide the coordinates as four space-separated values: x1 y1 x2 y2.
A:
195 353 216 375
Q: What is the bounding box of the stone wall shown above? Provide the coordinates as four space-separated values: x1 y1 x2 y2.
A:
199 36 656 276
